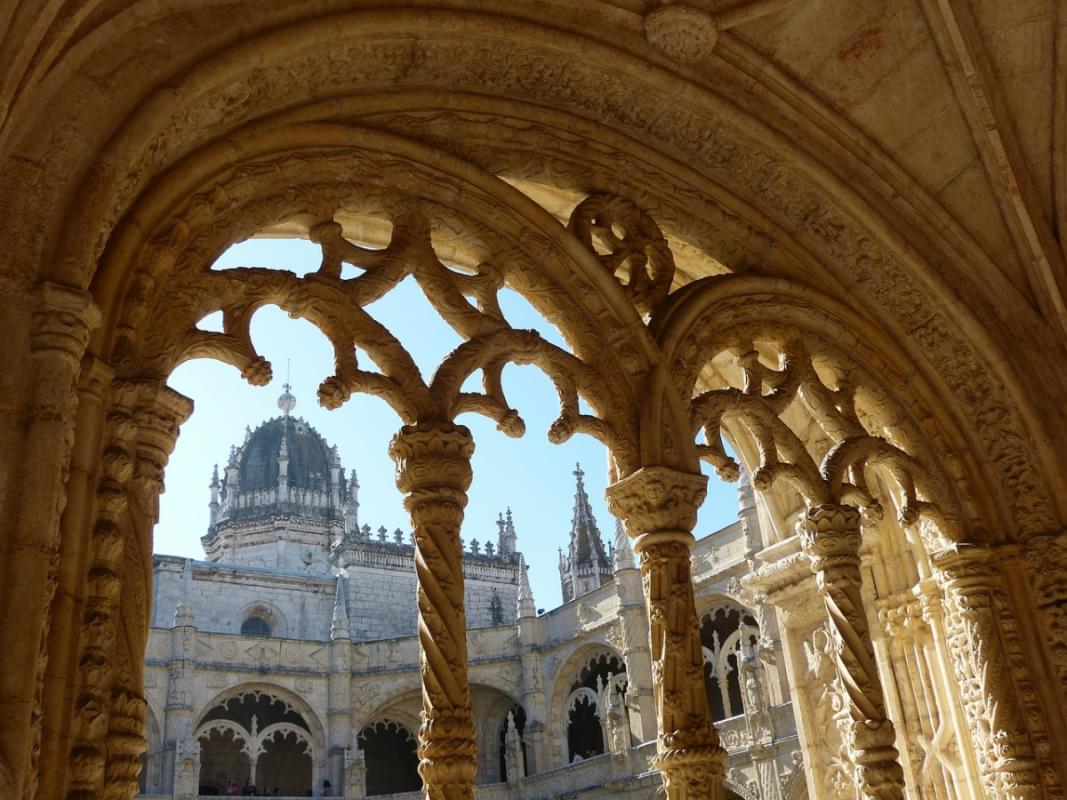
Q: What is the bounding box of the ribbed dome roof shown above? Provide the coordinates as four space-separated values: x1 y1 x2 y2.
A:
238 416 334 492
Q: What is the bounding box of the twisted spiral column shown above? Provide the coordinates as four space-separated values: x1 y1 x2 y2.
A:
389 422 476 800
799 504 906 800
607 466 726 800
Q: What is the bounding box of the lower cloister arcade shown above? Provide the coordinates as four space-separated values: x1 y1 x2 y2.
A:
2 7 1066 800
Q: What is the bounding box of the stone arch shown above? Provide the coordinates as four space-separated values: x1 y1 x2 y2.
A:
697 600 760 723
195 687 320 797
545 642 625 767
550 647 627 765
356 719 420 796
3 8 1067 798
194 683 326 752
654 275 1065 796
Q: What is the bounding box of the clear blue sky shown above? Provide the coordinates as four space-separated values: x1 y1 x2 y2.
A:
156 238 740 609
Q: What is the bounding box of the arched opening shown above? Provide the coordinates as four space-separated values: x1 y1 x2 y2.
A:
700 606 759 722
240 615 271 636
196 690 315 797
358 720 421 796
565 653 626 762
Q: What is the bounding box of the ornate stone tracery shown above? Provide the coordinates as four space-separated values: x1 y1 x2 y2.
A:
0 20 1063 795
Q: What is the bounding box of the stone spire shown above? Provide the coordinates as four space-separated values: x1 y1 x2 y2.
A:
331 575 350 640
559 463 613 602
498 507 518 558
345 468 360 538
277 418 290 498
612 517 636 571
517 554 536 619
173 558 195 627
208 464 221 528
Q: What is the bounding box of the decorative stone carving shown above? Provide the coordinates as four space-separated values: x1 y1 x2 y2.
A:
608 467 726 800
643 4 718 65
390 422 478 800
800 505 905 800
933 545 1043 800
1022 532 1067 705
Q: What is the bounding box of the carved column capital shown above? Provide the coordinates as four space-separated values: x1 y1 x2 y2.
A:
799 504 863 573
389 421 474 510
606 466 707 547
930 543 995 587
31 282 100 365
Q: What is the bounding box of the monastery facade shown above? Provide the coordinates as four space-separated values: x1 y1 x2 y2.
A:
137 393 801 799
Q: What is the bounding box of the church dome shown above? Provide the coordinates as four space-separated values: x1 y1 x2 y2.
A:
207 387 358 536
239 416 334 493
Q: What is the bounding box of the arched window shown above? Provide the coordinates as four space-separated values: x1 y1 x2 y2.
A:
565 653 626 762
358 721 420 795
700 606 760 722
240 616 271 636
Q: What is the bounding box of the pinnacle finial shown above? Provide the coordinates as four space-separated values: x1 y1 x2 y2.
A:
574 462 585 487
517 554 535 618
278 382 297 416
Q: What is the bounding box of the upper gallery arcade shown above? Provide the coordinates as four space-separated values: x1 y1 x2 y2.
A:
1 2 1066 800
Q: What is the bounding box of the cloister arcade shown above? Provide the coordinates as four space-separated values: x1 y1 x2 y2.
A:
2 3 1067 800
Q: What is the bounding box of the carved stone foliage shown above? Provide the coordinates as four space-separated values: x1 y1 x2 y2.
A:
1022 532 1067 707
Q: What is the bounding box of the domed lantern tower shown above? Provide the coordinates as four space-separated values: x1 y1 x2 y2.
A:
201 385 357 573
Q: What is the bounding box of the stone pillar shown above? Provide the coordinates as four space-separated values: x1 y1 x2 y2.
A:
66 379 190 800
37 357 114 800
607 466 726 800
0 283 98 800
329 577 353 795
613 564 658 743
515 590 546 775
162 587 196 794
798 504 905 800
389 421 476 800
932 545 1042 800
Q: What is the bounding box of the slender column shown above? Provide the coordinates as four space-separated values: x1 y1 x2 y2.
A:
798 504 906 800
607 466 726 800
66 380 190 800
0 283 98 800
932 545 1042 800
389 422 476 800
